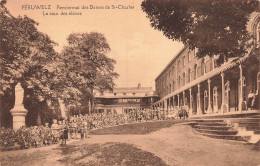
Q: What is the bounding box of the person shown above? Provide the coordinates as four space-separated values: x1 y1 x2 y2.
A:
251 90 258 109
17 125 29 149
80 119 88 139
31 126 41 147
247 90 254 110
51 119 60 144
60 121 69 145
43 122 52 146
70 118 77 139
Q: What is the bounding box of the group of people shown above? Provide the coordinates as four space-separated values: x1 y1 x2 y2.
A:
0 108 188 149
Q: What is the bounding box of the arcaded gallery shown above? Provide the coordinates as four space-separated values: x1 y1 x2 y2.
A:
152 13 260 117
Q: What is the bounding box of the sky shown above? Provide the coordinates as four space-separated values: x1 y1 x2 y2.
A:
5 0 184 89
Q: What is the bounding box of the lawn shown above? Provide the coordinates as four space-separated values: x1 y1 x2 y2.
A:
89 119 186 135
57 142 169 166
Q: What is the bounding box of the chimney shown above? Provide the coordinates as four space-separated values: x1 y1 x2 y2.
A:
138 83 141 89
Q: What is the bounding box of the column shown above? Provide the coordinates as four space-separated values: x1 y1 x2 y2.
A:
177 94 180 108
221 72 225 114
197 84 202 115
207 79 213 114
189 88 193 116
238 64 243 112
166 99 168 110
183 91 185 107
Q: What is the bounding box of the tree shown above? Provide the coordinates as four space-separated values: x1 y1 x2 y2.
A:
141 0 259 64
61 32 119 113
0 3 61 126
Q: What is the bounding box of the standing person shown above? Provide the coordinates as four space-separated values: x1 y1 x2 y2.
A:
251 90 258 109
81 119 88 139
43 122 52 146
60 121 69 145
51 119 59 144
247 90 254 110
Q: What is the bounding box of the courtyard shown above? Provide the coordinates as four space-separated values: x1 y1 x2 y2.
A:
1 120 259 166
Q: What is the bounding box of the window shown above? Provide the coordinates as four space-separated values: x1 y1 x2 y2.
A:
202 60 206 75
256 21 260 46
188 68 191 83
123 93 126 96
188 50 191 62
178 76 181 88
204 90 208 112
194 64 198 79
257 72 260 90
183 55 186 66
173 81 175 92
177 60 181 73
183 73 186 85
114 93 117 96
212 58 217 70
133 93 136 96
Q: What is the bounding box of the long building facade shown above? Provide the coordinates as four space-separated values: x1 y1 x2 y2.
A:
152 12 260 117
94 84 159 114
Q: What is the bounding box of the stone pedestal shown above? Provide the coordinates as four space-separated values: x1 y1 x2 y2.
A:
10 83 28 130
10 106 28 130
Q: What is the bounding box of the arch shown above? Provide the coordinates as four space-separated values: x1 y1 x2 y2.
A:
251 14 260 46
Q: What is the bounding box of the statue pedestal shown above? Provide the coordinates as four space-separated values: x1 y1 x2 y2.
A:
10 104 28 131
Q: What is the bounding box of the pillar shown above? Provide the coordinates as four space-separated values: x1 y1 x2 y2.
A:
177 94 180 108
221 72 225 114
197 84 202 115
207 79 213 114
238 64 243 112
189 88 193 116
183 91 185 106
164 99 167 116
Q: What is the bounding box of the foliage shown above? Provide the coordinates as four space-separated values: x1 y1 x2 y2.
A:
141 0 259 64
61 32 119 106
0 2 118 117
0 4 58 100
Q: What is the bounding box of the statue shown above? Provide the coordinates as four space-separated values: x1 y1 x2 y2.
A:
10 82 28 130
14 83 24 106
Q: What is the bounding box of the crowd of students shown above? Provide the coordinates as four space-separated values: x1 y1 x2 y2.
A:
0 108 188 149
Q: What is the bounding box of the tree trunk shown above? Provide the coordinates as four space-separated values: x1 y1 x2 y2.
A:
36 110 42 126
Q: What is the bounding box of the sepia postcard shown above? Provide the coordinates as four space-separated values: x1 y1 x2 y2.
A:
0 0 260 165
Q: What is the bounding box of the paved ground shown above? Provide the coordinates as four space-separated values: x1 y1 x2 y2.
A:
1 123 260 166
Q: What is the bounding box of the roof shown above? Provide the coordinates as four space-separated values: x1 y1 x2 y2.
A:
155 46 188 81
113 87 152 93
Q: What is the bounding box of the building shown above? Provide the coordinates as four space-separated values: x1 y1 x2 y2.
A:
94 84 159 114
152 12 260 117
